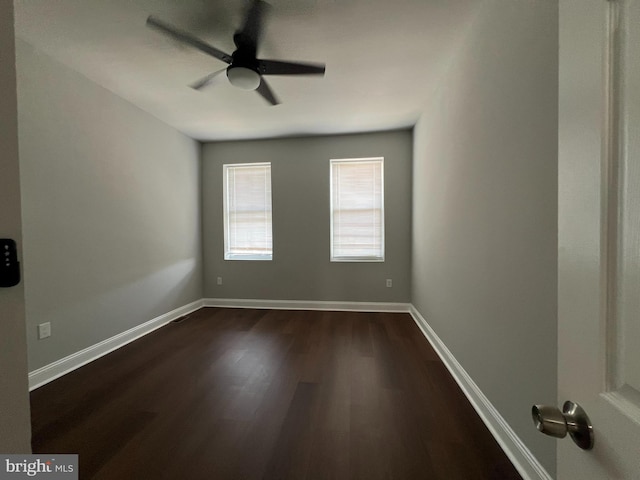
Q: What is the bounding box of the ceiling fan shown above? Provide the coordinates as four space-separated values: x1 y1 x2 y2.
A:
146 0 326 105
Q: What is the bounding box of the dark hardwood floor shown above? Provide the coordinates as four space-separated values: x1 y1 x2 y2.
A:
31 308 522 480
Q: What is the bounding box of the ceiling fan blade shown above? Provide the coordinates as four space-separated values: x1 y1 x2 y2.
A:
236 0 269 52
190 68 227 90
146 16 233 64
258 59 325 76
256 78 280 105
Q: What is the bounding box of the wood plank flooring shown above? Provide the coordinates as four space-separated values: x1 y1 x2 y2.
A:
30 308 523 480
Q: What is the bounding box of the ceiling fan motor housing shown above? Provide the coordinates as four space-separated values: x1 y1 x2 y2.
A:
227 65 261 90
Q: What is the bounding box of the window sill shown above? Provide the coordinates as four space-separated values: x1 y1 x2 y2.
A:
225 254 273 261
330 257 384 263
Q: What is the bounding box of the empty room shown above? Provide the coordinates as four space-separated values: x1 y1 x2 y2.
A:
2 0 638 479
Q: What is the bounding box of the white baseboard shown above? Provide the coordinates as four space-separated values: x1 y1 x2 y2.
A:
408 306 553 480
28 299 204 390
203 298 410 313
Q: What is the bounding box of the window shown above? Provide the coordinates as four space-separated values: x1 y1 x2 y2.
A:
330 157 384 262
223 163 272 260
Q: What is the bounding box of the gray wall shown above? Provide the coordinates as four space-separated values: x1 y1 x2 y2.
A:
411 0 558 475
0 0 32 453
17 41 203 371
202 131 412 302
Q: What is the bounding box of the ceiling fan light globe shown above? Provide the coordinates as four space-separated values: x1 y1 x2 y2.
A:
227 67 261 90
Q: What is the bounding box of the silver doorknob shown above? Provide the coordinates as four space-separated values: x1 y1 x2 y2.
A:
531 401 594 450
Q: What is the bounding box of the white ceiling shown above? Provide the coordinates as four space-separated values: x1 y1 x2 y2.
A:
14 0 481 141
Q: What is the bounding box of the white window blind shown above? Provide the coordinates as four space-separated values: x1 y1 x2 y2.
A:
330 157 384 261
223 163 272 260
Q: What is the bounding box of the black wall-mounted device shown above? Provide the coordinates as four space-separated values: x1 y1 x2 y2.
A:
0 239 21 287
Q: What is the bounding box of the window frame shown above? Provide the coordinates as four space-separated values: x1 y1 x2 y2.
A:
330 157 385 263
223 162 273 261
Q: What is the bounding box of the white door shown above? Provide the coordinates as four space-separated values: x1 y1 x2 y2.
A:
558 0 640 478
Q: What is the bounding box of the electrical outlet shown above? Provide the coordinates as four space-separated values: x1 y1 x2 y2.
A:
386 279 393 288
38 322 51 339
217 276 223 285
